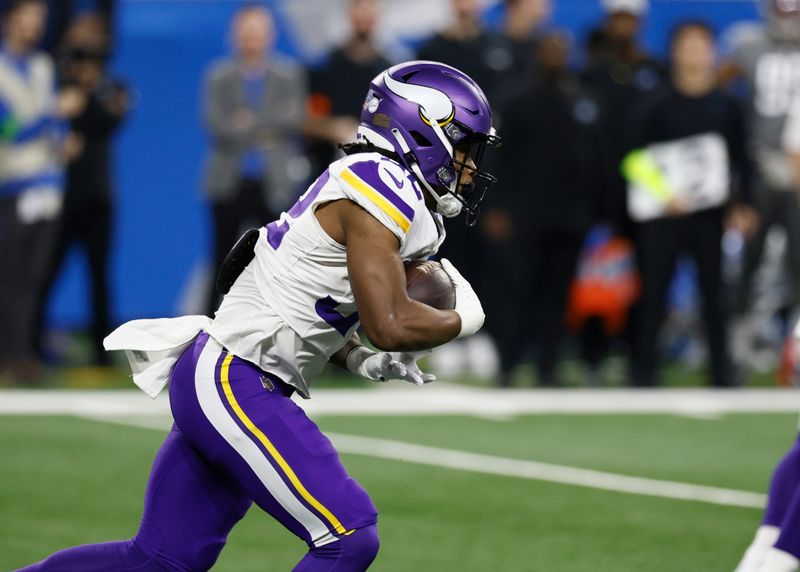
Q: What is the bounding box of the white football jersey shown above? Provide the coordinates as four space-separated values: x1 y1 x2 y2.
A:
208 152 445 397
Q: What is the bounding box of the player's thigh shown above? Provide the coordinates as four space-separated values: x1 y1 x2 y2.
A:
136 424 252 571
169 333 378 549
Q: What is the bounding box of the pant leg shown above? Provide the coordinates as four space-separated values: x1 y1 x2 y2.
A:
0 197 18 365
17 540 167 572
169 333 380 568
207 195 244 316
4 209 59 363
630 218 680 386
764 435 800 528
19 424 251 572
82 202 113 364
776 192 800 308
534 232 584 385
496 235 541 380
32 207 75 361
735 187 778 315
687 209 732 386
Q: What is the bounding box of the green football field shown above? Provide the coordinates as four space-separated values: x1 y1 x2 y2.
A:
1 407 797 571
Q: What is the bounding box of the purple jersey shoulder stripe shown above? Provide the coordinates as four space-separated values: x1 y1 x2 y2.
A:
347 160 416 222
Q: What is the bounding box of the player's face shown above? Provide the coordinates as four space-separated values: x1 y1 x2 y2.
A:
514 0 552 28
451 0 481 19
349 0 379 36
671 27 715 75
5 2 47 52
606 12 640 42
234 9 273 61
453 149 477 194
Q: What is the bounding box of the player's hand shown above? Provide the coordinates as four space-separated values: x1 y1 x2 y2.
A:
346 347 436 385
440 258 485 338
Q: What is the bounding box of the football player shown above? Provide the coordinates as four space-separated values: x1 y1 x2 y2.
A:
735 320 800 572
19 60 500 571
723 0 800 359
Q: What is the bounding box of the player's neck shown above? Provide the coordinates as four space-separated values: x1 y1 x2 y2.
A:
446 17 481 41
504 15 538 42
672 70 714 97
343 35 379 63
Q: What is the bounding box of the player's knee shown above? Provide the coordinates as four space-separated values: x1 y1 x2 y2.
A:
307 525 380 570
134 531 224 572
346 524 381 567
340 524 380 568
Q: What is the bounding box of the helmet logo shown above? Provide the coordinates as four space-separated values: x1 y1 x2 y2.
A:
364 94 381 113
383 70 455 127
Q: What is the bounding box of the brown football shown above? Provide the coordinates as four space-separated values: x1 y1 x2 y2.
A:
404 260 456 310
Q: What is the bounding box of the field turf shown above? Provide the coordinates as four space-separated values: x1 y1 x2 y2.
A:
1 412 795 571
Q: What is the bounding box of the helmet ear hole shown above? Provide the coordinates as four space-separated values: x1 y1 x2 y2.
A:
409 130 433 147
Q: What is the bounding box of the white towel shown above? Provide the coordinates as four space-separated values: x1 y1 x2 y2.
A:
103 315 212 398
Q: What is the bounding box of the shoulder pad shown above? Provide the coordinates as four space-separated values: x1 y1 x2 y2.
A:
336 154 424 232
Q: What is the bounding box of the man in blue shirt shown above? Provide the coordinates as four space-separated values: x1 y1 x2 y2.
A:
201 5 309 315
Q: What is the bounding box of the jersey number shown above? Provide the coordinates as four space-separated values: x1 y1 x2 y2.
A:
266 171 331 249
315 296 360 336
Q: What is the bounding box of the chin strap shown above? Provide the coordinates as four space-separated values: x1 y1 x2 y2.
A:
389 128 462 218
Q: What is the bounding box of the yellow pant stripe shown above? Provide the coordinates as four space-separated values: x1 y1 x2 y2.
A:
219 354 346 534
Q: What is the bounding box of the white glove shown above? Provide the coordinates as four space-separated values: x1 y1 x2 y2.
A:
440 258 485 338
345 346 436 385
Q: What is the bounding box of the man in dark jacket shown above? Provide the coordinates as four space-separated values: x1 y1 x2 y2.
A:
495 31 607 385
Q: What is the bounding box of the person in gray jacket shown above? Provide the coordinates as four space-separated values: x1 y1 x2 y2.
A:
202 5 309 315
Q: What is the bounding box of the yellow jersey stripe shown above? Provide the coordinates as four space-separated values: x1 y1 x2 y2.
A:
340 168 411 233
219 354 347 535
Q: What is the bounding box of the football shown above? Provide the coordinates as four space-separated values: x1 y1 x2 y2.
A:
404 260 456 310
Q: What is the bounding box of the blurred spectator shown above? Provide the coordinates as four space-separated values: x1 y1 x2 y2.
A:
494 30 607 386
0 0 82 380
785 92 800 200
491 0 552 119
35 12 129 366
305 0 391 176
202 5 308 315
623 21 755 387
723 0 800 361
582 0 665 233
416 0 511 380
416 0 510 101
40 0 116 55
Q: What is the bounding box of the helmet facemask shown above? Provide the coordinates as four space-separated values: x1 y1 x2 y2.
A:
431 122 501 226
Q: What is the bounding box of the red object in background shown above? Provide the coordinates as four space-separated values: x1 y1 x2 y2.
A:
307 92 332 118
778 333 800 387
567 233 640 336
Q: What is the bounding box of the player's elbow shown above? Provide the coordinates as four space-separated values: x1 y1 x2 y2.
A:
362 318 405 352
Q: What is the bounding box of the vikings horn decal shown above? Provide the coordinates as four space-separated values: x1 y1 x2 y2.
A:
382 71 455 127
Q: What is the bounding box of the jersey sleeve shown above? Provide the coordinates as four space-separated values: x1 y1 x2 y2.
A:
332 157 421 245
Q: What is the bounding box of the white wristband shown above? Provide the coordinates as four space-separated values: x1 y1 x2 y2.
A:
345 345 375 374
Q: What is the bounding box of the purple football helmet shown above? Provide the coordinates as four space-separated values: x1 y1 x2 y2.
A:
355 60 501 225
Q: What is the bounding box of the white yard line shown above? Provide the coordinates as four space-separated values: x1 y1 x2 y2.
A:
80 413 767 511
3 386 800 417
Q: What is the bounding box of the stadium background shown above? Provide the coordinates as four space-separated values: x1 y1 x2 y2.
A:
48 0 760 327
7 1 800 570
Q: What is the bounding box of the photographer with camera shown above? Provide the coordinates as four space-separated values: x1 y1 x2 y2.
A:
35 12 130 367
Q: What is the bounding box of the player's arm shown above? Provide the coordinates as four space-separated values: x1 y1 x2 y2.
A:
317 196 480 351
329 330 363 369
343 200 460 351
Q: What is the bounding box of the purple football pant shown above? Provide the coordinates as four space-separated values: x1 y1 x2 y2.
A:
19 333 379 571
764 433 800 558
